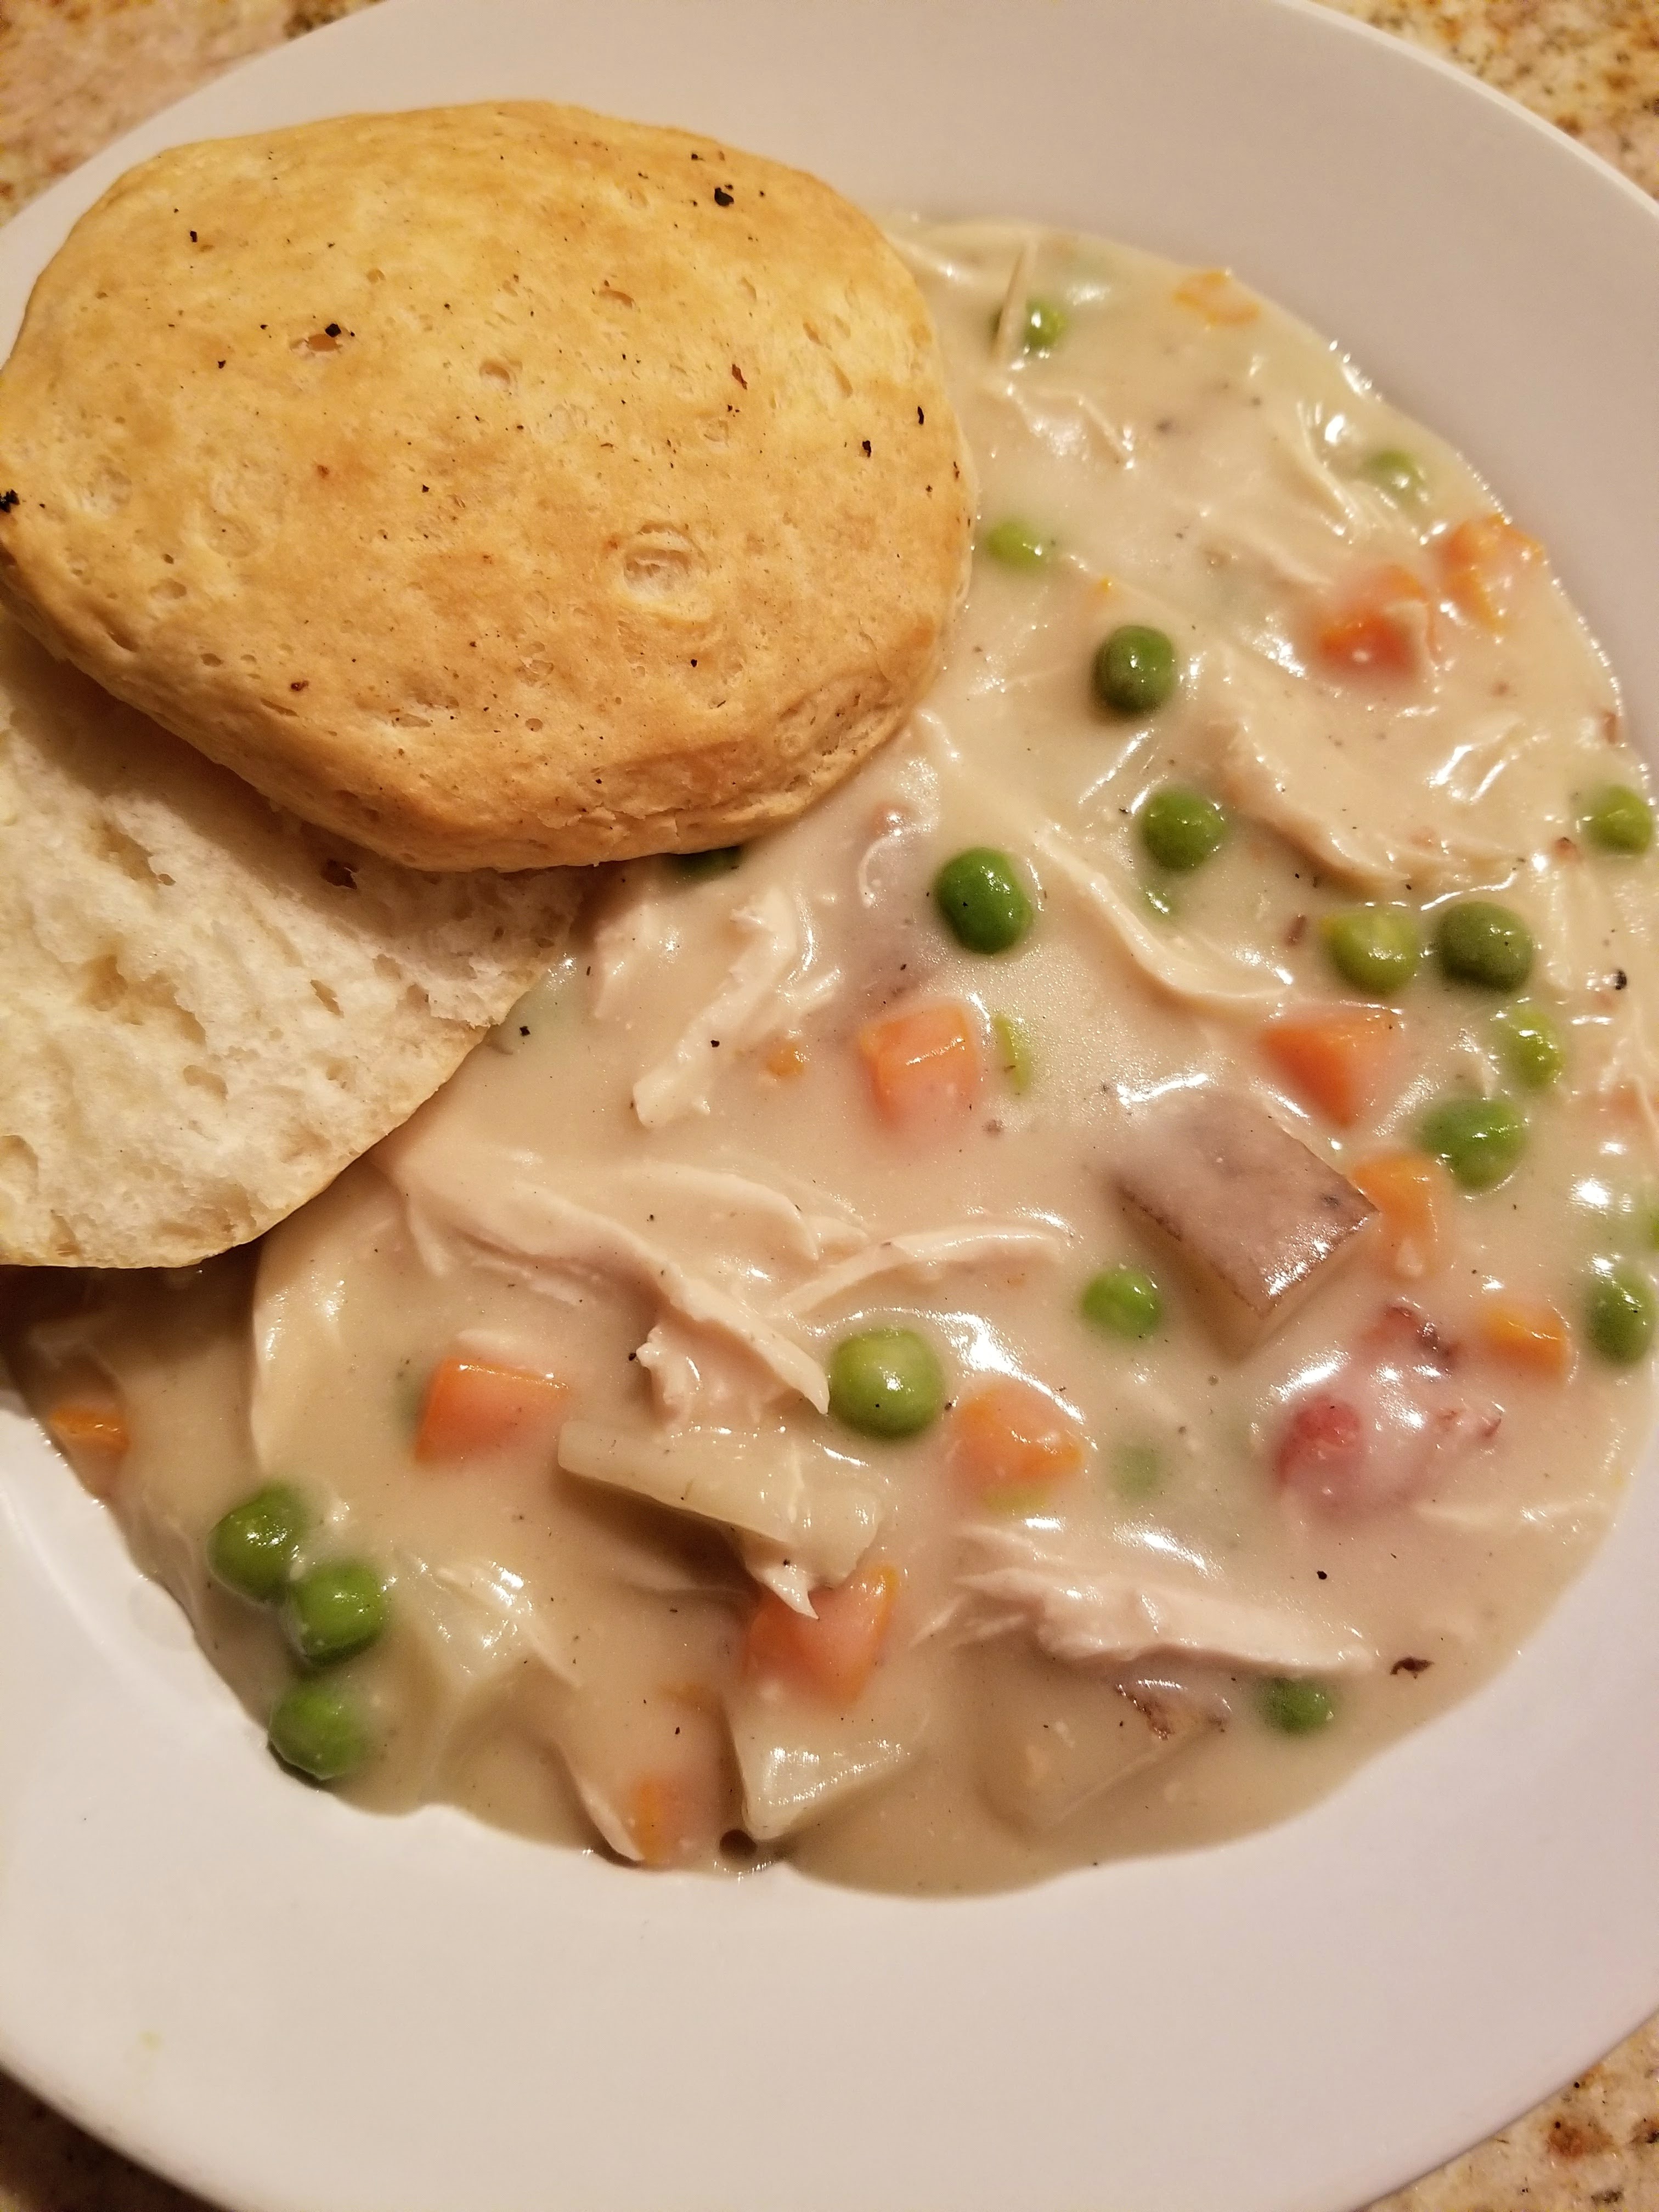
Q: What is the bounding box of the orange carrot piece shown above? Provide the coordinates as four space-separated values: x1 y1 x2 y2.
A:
949 1377 1085 1507
1261 1007 1398 1128
1478 1294 1573 1379
414 1355 569 1463
1172 268 1260 326
743 1563 902 1703
1436 514 1541 632
857 1002 980 1126
1350 1150 1452 1280
46 1401 129 1492
1314 564 1434 677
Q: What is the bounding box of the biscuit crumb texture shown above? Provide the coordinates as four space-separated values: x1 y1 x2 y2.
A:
0 102 974 869
0 619 578 1265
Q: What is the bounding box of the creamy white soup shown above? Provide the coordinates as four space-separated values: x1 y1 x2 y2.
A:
12 221 1659 1893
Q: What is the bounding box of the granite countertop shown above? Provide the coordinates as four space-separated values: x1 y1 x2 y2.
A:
3 2 1659 2207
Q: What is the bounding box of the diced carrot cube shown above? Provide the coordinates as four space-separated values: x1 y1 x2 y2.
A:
1314 564 1434 676
949 1377 1085 1507
1350 1150 1452 1280
46 1401 129 1493
1436 514 1541 632
743 1562 901 1703
857 1002 980 1126
1477 1294 1572 1379
414 1355 569 1463
1261 1006 1399 1128
1172 268 1260 325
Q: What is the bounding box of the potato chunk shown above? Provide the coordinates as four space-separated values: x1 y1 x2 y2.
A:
977 1650 1213 1834
1114 1088 1375 1353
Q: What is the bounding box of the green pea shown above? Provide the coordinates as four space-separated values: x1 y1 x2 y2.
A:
1585 1261 1657 1364
207 1483 307 1605
1259 1678 1335 1735
1139 786 1227 872
284 1560 389 1668
1113 1442 1163 1499
1359 448 1426 504
671 846 742 879
933 847 1034 955
1434 901 1534 991
1081 1266 1163 1340
1322 907 1419 996
1493 1001 1565 1090
1018 297 1068 354
981 519 1056 571
1581 783 1654 856
1419 1096 1527 1191
827 1328 945 1440
991 1012 1034 1093
268 1678 370 1785
1093 624 1178 716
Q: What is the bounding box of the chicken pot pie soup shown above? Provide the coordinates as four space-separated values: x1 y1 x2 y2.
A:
10 219 1657 1893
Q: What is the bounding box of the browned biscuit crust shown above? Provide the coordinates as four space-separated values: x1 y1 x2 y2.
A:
0 102 973 869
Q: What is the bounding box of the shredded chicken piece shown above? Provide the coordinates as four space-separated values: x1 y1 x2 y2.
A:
400 1554 582 1689
855 743 942 908
381 1125 830 1411
780 1219 1074 1320
634 1318 791 1427
250 1178 402 1470
1036 825 1292 1014
558 1420 882 1589
984 381 1131 465
988 233 1037 369
588 871 680 1019
738 1537 818 1616
956 1523 1377 1674
632 885 840 1128
618 1162 866 1261
1212 645 1543 894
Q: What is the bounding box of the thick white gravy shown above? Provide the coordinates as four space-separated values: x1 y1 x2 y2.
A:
14 221 1659 1893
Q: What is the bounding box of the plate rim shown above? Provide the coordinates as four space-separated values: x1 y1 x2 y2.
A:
2 4 1659 2209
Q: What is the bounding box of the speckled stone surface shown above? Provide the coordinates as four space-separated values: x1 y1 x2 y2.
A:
2 4 1658 2208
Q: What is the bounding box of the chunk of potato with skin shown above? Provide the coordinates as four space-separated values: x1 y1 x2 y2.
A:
975 1645 1214 1833
1113 1089 1376 1355
727 1676 923 1843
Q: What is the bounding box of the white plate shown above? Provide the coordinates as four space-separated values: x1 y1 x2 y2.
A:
3 4 1658 2208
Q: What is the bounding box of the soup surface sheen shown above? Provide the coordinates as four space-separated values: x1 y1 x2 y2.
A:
18 220 1659 1893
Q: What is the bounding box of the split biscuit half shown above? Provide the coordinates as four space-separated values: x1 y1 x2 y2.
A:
0 618 578 1267
0 102 975 870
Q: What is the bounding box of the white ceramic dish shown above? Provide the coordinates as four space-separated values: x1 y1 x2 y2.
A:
3 3 1658 2207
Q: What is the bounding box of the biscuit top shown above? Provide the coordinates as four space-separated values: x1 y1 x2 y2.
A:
0 103 974 870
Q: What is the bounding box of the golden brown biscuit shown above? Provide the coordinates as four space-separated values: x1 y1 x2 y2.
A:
0 103 973 870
